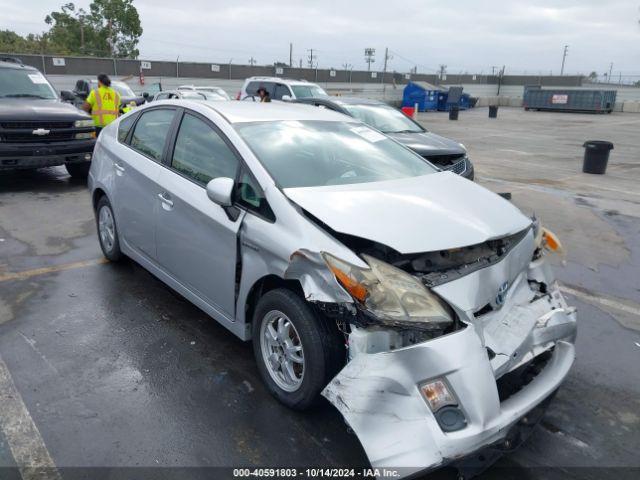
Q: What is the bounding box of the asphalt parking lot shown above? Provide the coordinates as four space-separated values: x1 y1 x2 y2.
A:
1 107 639 480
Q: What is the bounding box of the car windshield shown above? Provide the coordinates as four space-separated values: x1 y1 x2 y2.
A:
235 120 436 188
196 87 230 99
0 68 57 99
291 85 327 98
181 91 208 99
342 104 424 134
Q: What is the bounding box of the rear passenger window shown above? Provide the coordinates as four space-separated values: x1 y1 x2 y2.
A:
246 82 274 97
117 114 136 143
130 109 175 161
171 113 239 185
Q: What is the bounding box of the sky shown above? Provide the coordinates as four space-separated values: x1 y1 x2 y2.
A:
2 0 639 77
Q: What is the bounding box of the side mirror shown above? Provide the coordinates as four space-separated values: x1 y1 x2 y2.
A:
142 92 149 99
60 90 75 102
281 94 292 101
206 177 234 207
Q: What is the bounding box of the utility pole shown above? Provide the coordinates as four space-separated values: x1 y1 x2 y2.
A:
248 57 256 66
364 48 375 71
381 47 392 84
608 62 613 83
289 43 293 67
439 64 447 80
307 49 316 68
342 63 353 83
560 45 568 75
491 66 498 75
497 65 506 95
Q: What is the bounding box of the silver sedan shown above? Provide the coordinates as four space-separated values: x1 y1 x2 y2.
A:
88 101 576 477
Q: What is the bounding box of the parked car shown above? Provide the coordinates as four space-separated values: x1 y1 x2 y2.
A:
89 100 576 478
177 84 230 100
70 78 145 112
0 57 96 178
296 96 474 179
237 76 327 101
152 90 228 102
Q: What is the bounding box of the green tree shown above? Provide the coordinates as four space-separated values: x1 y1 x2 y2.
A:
44 0 142 58
88 0 142 57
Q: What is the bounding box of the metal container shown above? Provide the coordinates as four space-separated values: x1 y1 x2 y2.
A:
523 86 616 113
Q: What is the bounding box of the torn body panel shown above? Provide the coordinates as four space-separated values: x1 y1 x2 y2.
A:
234 210 359 339
323 241 577 477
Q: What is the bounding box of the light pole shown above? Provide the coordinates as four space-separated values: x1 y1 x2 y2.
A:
560 45 569 75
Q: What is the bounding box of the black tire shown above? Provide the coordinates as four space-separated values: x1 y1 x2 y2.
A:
96 195 122 262
252 288 345 410
65 162 91 179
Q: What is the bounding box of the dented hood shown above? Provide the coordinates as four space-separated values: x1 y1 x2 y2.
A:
284 172 531 254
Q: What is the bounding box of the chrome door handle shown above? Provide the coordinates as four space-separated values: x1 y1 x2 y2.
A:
114 162 125 173
158 192 174 208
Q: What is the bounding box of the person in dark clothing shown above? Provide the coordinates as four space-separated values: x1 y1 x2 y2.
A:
257 86 271 103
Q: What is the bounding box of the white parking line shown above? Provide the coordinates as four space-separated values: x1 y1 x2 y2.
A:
560 286 640 318
0 355 61 480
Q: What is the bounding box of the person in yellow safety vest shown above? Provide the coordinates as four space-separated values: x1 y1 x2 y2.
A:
82 73 121 135
122 100 137 114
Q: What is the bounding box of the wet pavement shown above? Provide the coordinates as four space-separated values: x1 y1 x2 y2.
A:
1 108 639 479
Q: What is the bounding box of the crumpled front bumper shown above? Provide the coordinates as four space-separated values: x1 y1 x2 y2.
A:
322 283 576 478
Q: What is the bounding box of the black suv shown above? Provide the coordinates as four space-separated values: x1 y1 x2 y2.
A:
0 58 96 178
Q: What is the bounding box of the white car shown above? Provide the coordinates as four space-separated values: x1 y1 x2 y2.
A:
237 76 327 101
152 90 227 102
177 84 230 100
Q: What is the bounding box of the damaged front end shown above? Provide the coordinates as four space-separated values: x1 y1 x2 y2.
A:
301 222 576 478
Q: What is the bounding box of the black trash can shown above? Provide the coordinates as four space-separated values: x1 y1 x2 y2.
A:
489 105 498 118
583 141 613 174
449 106 459 121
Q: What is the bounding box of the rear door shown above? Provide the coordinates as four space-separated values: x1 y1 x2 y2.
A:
155 110 245 319
115 107 177 260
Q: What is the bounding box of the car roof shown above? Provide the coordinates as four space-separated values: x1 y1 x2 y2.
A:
202 101 351 124
0 60 37 71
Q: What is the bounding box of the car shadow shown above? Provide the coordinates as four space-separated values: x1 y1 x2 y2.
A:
0 166 87 193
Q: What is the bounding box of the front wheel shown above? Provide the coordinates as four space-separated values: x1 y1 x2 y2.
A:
252 288 345 410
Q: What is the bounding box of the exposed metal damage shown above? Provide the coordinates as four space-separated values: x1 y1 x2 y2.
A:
285 219 577 478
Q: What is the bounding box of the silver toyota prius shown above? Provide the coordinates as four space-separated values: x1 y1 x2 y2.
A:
88 101 577 477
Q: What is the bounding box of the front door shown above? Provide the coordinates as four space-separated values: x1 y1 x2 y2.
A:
155 111 244 319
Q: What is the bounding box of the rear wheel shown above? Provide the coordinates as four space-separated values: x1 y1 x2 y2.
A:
65 162 91 179
96 195 122 262
252 288 345 410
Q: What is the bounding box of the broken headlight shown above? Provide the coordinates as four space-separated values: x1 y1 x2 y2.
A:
323 253 453 330
533 220 565 258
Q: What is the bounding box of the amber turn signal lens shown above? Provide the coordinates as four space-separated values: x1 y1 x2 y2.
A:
328 265 367 302
542 228 562 252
